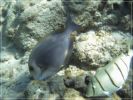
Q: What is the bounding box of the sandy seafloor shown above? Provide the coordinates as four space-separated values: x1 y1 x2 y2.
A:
0 0 133 100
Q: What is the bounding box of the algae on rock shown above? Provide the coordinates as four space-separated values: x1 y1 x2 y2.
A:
1 0 133 99
72 30 131 69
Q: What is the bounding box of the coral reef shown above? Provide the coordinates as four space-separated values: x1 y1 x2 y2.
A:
0 0 132 99
1 0 66 50
63 88 85 100
72 30 131 69
25 80 51 99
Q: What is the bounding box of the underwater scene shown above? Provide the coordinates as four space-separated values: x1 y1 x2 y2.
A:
0 0 133 100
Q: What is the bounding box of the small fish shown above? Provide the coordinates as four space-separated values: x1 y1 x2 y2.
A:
28 14 80 80
85 40 133 97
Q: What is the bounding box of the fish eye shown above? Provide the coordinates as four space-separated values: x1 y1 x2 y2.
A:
29 66 34 71
85 76 91 85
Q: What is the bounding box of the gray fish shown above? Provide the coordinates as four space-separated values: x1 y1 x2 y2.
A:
28 15 80 80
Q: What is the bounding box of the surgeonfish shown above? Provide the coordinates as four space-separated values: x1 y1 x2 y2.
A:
28 14 80 80
85 40 133 97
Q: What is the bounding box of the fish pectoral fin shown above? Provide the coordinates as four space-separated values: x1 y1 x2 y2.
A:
103 91 112 97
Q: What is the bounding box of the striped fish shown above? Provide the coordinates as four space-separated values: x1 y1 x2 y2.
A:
85 50 133 97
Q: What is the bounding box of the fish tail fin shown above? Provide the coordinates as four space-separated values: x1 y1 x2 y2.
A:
66 12 80 32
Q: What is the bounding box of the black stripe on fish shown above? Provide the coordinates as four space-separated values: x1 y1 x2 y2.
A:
105 69 120 88
95 76 105 91
114 63 125 81
120 58 128 70
91 79 95 96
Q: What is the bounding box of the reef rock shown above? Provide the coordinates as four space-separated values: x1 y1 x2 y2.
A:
64 65 90 96
0 0 132 99
72 30 131 69
25 80 51 99
2 0 66 50
64 88 86 100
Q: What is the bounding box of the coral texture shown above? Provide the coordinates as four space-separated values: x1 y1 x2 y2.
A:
0 0 132 99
